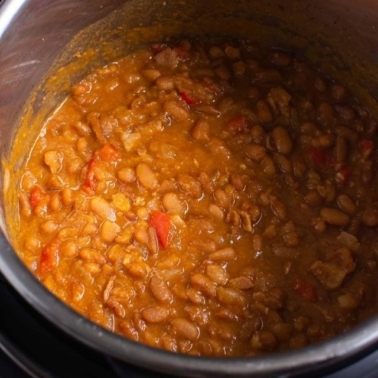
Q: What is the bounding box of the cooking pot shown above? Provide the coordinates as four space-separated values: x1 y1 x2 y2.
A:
1 0 378 376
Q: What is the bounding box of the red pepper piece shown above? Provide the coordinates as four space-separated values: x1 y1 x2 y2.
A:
98 143 120 161
39 240 60 274
81 144 120 194
307 146 326 165
294 278 317 302
226 115 248 134
30 186 45 209
359 139 374 151
81 157 97 194
179 91 198 105
149 210 171 249
359 139 374 159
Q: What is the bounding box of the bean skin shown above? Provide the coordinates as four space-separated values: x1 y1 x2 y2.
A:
190 273 217 298
164 100 190 122
90 197 116 221
256 100 273 123
304 190 323 207
272 126 293 155
141 306 170 323
337 194 357 215
362 208 378 227
171 318 199 341
208 247 236 261
320 208 350 227
191 118 210 142
150 276 173 304
246 144 266 162
136 163 158 190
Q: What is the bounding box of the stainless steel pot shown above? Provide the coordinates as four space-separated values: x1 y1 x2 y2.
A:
1 0 378 376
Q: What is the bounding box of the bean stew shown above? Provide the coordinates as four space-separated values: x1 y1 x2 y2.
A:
12 39 378 357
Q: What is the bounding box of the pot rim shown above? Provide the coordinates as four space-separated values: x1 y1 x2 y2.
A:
2 0 378 375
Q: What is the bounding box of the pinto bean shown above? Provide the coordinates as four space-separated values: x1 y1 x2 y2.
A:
270 196 286 220
141 306 170 323
317 102 336 127
162 192 186 214
251 331 278 351
206 265 229 285
191 118 210 142
90 197 116 221
141 69 161 81
100 220 121 243
79 248 106 265
273 153 292 173
150 275 173 304
320 207 350 227
228 276 254 290
208 247 236 261
250 124 265 145
261 156 277 176
190 273 217 298
217 287 246 307
207 137 231 159
40 220 58 235
177 174 202 199
337 194 357 215
246 144 266 162
118 167 136 184
331 84 347 102
362 208 378 227
213 188 232 209
61 188 73 207
156 76 174 91
171 318 199 341
164 100 190 122
272 126 293 155
136 163 158 190
304 190 323 207
256 100 273 123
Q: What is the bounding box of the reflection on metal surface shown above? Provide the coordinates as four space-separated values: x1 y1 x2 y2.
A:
0 0 27 38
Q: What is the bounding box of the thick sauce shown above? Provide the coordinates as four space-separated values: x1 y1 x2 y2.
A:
14 39 378 356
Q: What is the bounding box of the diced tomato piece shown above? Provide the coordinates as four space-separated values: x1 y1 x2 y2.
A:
98 143 120 161
294 278 317 302
336 166 353 186
39 240 60 274
30 186 45 209
179 91 198 105
149 210 171 249
226 115 248 134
